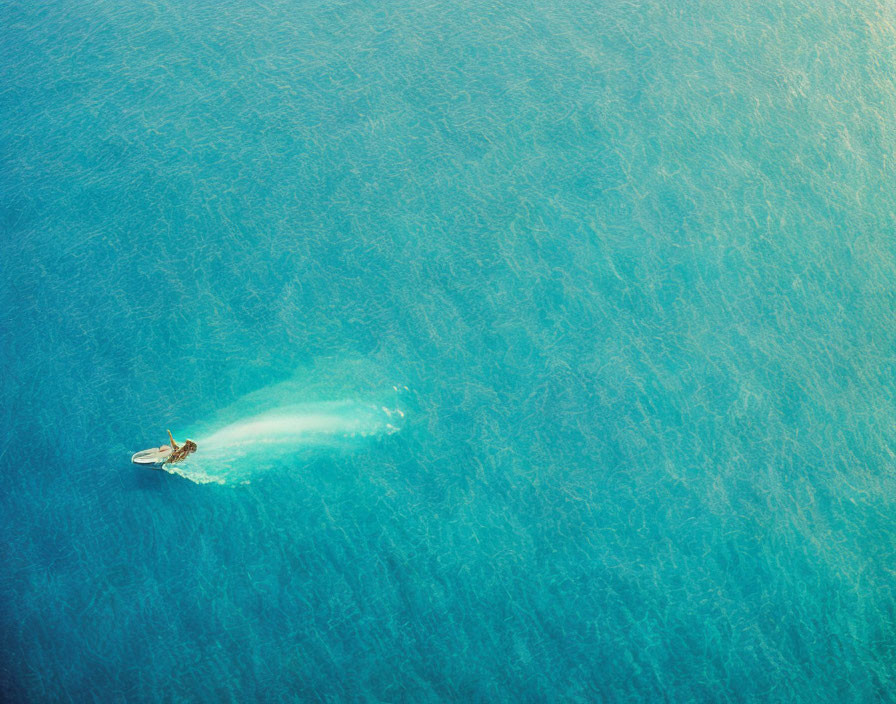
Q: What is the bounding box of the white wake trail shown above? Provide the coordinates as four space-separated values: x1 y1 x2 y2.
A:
164 400 404 484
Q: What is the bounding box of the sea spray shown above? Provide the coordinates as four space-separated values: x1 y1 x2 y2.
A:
164 400 405 484
155 361 410 484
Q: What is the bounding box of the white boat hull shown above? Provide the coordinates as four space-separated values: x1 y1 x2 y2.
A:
131 447 172 466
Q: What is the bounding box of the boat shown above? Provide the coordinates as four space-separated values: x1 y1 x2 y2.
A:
131 446 172 466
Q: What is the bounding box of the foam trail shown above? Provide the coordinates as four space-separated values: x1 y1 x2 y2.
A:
164 400 404 485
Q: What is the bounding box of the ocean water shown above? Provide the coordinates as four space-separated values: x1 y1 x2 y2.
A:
2 0 895 700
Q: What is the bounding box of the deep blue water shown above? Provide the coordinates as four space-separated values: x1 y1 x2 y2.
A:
2 0 896 701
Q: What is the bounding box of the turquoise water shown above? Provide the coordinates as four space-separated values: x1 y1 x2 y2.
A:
2 0 895 700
